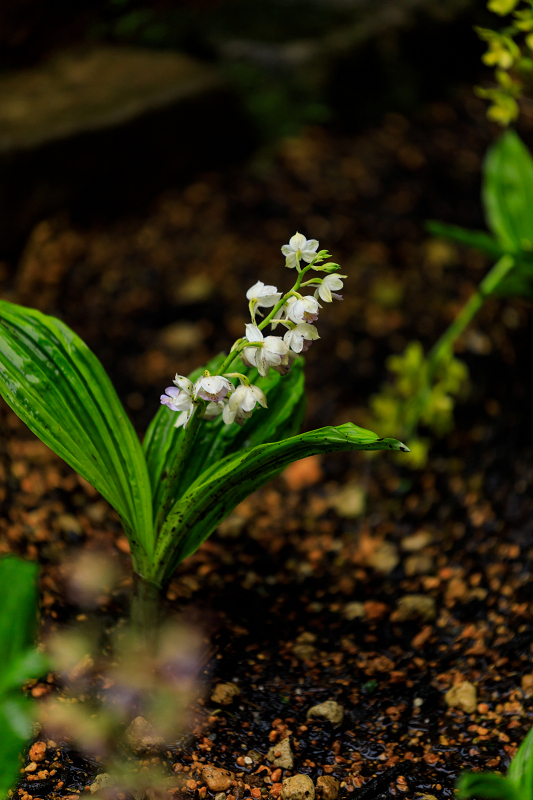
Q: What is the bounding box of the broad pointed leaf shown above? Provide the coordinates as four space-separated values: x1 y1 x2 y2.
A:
0 300 153 566
143 356 306 531
508 723 533 800
457 772 520 800
152 424 409 585
425 221 504 259
483 130 533 252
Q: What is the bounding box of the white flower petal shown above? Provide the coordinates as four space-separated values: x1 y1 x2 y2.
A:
289 232 307 251
244 323 264 343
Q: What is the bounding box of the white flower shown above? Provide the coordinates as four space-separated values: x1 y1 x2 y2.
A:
203 400 225 419
194 375 234 402
284 323 320 354
272 349 298 376
242 323 289 377
160 377 196 428
222 383 267 426
281 232 319 269
287 295 320 324
246 280 281 308
315 273 347 303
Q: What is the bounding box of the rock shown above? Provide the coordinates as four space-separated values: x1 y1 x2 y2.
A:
401 531 432 551
328 483 365 518
267 737 294 769
445 682 477 714
201 766 235 792
293 631 317 661
404 554 434 576
306 700 344 726
283 456 323 490
281 774 315 800
316 776 340 800
343 601 365 621
522 673 533 698
393 594 436 622
211 682 240 705
215 794 227 800
367 542 399 574
89 774 113 794
28 742 47 762
125 716 164 753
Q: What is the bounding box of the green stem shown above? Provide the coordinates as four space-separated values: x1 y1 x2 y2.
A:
130 572 164 645
427 254 515 371
154 409 203 533
402 254 515 438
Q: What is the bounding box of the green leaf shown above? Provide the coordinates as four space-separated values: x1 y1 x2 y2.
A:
0 557 39 673
143 356 306 532
0 557 46 800
483 130 533 252
152 424 409 585
425 221 504 259
457 772 520 800
508 723 533 800
0 697 35 799
0 300 153 569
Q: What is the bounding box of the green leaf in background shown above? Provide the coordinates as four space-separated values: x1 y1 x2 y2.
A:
143 356 306 533
483 129 533 252
507 723 533 800
425 221 504 259
0 557 47 800
0 300 153 571
456 772 521 800
152 424 409 585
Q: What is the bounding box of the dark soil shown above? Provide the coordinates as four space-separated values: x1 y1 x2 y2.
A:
2 86 533 800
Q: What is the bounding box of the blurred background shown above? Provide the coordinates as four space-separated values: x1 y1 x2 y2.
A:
0 0 531 440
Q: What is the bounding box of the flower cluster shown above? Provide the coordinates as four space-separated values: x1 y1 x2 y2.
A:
161 233 345 428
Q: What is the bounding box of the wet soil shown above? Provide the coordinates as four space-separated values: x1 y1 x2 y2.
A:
2 86 533 800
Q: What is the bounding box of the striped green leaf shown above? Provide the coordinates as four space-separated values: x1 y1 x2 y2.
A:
152 424 409 585
0 300 153 569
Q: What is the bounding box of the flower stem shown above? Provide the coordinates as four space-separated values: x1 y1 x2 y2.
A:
130 572 164 645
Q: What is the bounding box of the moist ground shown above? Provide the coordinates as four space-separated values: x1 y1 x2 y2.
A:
1 87 533 800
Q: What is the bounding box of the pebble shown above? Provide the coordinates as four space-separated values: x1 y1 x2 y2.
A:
215 794 227 800
89 773 113 794
210 682 241 705
306 700 344 726
293 631 317 661
28 742 47 762
281 774 315 800
201 766 235 792
394 594 436 622
328 483 365 518
343 602 365 621
124 716 164 753
366 542 399 574
404 554 434 576
401 531 432 551
523 674 533 697
267 737 294 769
316 776 340 800
445 681 477 714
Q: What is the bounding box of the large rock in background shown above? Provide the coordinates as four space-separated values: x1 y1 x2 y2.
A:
0 46 254 256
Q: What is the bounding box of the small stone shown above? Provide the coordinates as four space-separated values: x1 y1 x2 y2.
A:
28 742 47 762
267 737 294 769
328 483 365 518
215 794 227 800
125 716 164 753
522 674 533 698
401 531 432 551
283 456 323 491
367 542 399 574
306 700 344 726
404 554 434 576
393 595 436 622
24 762 37 773
56 513 82 535
293 631 317 661
316 776 340 800
343 602 365 621
445 682 477 714
201 766 235 792
210 682 240 705
89 774 113 794
247 750 263 765
281 775 315 800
